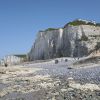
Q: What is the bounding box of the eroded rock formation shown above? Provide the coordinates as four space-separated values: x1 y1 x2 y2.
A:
28 19 100 60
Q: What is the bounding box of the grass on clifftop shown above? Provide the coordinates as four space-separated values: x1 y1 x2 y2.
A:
64 20 100 27
45 28 58 31
14 54 27 58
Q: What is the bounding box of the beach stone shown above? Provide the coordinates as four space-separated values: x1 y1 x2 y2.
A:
55 60 59 64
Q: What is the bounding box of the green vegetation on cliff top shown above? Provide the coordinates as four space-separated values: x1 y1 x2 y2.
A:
64 19 100 27
40 19 100 32
14 54 27 58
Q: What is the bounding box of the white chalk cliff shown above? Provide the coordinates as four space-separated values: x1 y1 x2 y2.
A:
28 19 100 60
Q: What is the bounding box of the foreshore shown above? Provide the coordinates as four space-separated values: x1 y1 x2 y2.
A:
0 58 100 100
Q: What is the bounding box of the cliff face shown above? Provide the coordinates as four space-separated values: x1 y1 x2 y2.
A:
28 21 100 61
0 55 23 66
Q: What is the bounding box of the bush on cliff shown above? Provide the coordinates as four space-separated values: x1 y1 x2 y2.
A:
45 28 58 31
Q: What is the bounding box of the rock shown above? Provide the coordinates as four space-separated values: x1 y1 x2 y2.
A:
55 60 59 64
28 20 100 61
95 90 100 96
65 59 68 62
0 55 24 66
61 88 67 92
67 67 73 69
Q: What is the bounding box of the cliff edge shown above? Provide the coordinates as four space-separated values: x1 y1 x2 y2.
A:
28 19 100 60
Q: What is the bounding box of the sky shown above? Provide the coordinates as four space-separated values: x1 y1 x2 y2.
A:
0 0 100 58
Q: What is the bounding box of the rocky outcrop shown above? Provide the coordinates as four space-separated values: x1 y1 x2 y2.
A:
28 20 100 61
0 55 24 66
